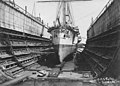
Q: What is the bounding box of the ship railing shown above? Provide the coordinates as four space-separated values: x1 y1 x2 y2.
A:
2 0 44 26
88 0 114 30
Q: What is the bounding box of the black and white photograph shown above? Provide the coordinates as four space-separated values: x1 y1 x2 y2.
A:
0 0 120 86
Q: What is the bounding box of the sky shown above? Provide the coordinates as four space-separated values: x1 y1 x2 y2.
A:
14 0 109 43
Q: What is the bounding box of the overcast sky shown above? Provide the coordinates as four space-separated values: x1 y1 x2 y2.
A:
15 0 109 42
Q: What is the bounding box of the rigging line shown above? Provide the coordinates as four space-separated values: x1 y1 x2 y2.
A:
56 2 62 25
69 2 75 25
56 1 62 21
56 1 61 19
75 1 109 22
69 2 74 25
75 9 101 22
67 3 73 25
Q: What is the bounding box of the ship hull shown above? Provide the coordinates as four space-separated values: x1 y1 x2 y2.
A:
49 27 79 62
54 44 76 62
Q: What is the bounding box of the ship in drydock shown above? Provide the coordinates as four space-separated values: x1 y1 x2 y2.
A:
49 26 79 62
38 0 80 62
1 0 120 85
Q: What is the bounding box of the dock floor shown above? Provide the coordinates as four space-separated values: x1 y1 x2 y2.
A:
1 53 118 86
4 60 96 86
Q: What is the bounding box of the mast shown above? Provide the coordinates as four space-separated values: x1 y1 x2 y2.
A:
63 0 66 27
37 0 92 27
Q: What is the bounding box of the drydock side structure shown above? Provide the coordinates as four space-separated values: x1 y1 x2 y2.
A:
0 0 52 83
83 0 120 78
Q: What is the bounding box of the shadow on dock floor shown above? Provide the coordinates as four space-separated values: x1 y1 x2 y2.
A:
75 52 92 72
37 52 60 68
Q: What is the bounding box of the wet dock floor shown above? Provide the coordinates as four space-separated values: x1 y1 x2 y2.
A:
2 58 95 86
1 51 119 86
75 52 92 71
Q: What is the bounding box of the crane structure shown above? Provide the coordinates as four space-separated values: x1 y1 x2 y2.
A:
37 0 92 27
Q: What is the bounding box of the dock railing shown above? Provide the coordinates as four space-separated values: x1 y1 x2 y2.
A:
88 0 114 30
1 0 44 25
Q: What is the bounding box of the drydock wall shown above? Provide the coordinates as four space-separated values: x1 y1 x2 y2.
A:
84 0 120 79
87 0 120 38
0 0 51 38
0 0 53 84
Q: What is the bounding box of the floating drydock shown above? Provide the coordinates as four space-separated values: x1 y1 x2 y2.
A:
0 1 94 85
83 0 120 79
0 0 120 85
0 0 54 84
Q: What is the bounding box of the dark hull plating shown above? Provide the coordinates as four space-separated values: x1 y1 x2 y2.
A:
84 0 120 79
84 25 120 78
54 44 76 62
